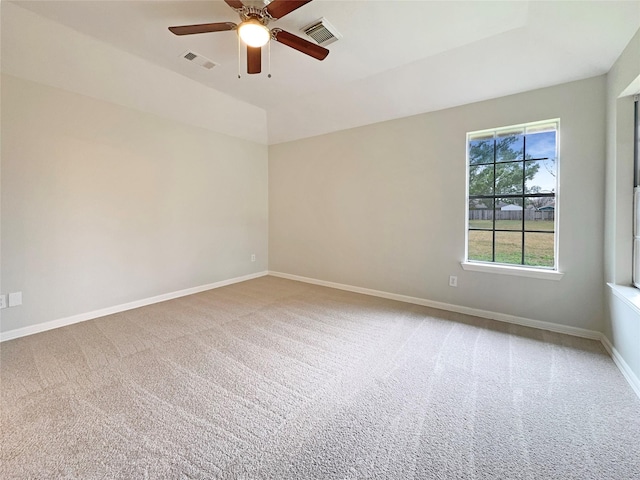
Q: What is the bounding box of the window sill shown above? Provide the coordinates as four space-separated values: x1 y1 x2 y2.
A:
460 261 564 280
608 283 640 316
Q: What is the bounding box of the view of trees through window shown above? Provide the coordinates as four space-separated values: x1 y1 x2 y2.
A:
467 121 558 268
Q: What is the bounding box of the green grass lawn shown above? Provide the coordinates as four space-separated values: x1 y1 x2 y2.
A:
469 219 554 231
468 220 555 267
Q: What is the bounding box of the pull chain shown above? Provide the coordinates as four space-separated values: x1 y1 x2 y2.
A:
237 35 241 79
268 39 272 78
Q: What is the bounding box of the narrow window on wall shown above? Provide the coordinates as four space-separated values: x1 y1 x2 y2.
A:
466 120 559 269
632 96 640 288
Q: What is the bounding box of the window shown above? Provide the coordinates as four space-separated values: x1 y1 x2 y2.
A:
466 120 558 270
633 96 639 288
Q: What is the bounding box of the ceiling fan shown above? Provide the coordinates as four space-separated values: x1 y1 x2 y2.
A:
169 0 329 75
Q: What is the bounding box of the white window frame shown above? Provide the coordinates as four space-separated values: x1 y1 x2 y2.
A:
462 119 562 280
632 96 640 289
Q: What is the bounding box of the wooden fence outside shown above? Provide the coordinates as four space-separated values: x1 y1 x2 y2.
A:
469 209 554 221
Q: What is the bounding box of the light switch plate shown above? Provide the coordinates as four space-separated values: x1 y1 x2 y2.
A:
8 292 22 307
0 295 6 309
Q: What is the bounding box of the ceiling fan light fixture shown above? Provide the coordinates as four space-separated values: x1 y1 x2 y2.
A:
238 19 270 47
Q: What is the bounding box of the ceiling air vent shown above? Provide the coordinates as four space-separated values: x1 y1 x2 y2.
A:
302 18 342 46
181 51 217 70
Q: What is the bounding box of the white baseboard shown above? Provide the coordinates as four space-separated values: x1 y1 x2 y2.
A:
600 334 640 399
0 271 269 342
269 271 602 340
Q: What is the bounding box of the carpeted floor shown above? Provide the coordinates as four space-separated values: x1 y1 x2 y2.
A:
1 276 639 479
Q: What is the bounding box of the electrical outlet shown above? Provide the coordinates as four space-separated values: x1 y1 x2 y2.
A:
0 295 6 309
449 276 458 287
251 254 256 262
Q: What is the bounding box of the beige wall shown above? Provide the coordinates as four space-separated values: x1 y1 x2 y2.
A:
270 76 606 331
1 74 268 334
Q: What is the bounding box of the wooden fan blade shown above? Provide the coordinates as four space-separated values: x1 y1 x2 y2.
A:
266 0 312 19
169 22 236 35
273 30 329 60
224 0 244 9
247 46 262 74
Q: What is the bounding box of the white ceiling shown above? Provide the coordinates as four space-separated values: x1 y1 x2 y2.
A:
8 0 640 144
